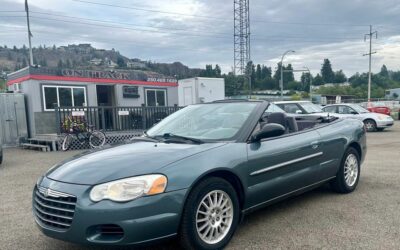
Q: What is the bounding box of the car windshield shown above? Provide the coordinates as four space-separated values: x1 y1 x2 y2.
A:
146 102 258 141
349 104 369 113
298 102 323 113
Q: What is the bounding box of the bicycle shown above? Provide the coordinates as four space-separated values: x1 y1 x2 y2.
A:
61 116 106 151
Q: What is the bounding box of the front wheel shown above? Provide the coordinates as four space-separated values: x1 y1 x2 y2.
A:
330 147 360 193
363 119 377 132
61 134 73 151
180 177 240 250
89 131 106 148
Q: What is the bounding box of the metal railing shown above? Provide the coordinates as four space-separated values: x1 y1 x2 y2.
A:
55 105 182 134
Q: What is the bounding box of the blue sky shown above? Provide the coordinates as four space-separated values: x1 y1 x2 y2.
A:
1 0 400 78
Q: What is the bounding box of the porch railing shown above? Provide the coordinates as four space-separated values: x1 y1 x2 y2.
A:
55 105 182 134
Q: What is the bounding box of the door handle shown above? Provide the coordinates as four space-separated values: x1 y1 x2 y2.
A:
311 141 319 149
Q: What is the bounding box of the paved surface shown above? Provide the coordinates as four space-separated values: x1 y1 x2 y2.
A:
1 122 399 250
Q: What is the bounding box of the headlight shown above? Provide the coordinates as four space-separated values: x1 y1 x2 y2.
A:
377 115 385 120
90 174 167 202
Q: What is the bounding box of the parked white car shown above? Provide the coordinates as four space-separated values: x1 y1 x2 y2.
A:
322 103 394 132
274 101 342 117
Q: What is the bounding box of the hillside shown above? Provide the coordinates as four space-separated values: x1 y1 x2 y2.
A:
0 44 203 79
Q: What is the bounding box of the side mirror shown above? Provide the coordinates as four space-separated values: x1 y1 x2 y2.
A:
251 123 285 142
350 111 358 115
296 110 303 114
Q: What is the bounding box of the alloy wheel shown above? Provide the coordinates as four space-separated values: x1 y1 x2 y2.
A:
344 153 359 187
195 190 234 245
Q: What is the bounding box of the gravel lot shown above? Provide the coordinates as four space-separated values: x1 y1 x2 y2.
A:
1 122 399 250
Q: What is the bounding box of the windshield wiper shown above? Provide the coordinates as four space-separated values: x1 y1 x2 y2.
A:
130 131 160 142
159 133 204 144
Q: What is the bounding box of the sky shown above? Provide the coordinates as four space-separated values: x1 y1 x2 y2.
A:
1 0 400 79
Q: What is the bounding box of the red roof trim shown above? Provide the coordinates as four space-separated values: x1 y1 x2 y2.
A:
7 74 178 87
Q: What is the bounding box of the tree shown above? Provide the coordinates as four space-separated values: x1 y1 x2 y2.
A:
13 46 17 51
57 59 63 68
214 64 221 77
22 58 27 68
261 65 271 79
255 64 262 80
379 64 389 78
116 56 125 67
52 44 56 51
301 72 312 91
313 73 324 85
321 59 335 83
65 59 71 68
334 70 347 83
7 51 12 60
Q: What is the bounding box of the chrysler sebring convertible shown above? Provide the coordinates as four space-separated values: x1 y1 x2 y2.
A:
33 100 366 249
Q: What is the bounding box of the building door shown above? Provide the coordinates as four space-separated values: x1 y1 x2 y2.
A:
183 87 193 105
0 94 28 146
96 85 116 130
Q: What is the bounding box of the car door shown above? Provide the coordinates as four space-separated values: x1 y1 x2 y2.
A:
246 129 325 208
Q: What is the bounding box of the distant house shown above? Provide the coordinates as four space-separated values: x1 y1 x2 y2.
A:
89 58 103 66
127 59 146 69
104 58 118 68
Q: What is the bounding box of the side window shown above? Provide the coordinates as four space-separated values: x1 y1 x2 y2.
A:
323 106 337 113
282 103 303 114
338 106 355 114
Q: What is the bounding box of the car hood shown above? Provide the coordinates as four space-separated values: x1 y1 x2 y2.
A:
46 141 226 185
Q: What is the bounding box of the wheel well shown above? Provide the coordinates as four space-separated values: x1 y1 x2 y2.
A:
348 142 362 159
193 170 245 210
363 118 376 124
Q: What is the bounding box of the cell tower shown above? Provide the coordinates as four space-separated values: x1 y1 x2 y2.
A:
233 0 250 75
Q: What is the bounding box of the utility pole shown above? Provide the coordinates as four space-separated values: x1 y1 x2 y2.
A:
363 25 377 105
280 50 295 100
25 0 34 66
233 0 250 75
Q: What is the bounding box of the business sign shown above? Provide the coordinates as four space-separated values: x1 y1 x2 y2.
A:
118 110 130 116
62 69 130 80
72 111 85 117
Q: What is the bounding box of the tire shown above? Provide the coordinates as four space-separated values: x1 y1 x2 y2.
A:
61 134 73 151
363 119 377 132
330 147 360 193
180 177 240 250
0 154 3 165
89 131 106 149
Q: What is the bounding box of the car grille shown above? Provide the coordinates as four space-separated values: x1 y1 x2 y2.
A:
33 186 77 231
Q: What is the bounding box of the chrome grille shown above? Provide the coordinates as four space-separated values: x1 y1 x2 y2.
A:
33 186 77 231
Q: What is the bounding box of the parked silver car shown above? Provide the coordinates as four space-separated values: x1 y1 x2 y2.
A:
322 103 394 132
274 101 341 117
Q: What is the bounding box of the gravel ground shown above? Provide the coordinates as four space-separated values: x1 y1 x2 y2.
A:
0 122 399 250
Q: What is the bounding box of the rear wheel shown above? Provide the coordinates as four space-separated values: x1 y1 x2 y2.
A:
89 131 106 148
363 119 377 132
330 147 360 193
180 177 240 250
61 134 73 151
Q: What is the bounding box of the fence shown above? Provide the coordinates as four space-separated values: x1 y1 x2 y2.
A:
55 105 182 134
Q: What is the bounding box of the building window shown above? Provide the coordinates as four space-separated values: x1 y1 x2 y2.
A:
145 89 166 106
42 85 87 111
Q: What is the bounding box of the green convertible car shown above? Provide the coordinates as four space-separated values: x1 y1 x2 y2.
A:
33 100 366 249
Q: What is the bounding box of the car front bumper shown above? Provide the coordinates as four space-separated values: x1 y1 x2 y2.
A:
33 177 187 246
376 120 394 128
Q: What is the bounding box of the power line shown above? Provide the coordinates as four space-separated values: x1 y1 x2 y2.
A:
363 25 378 102
0 15 367 43
71 0 371 28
